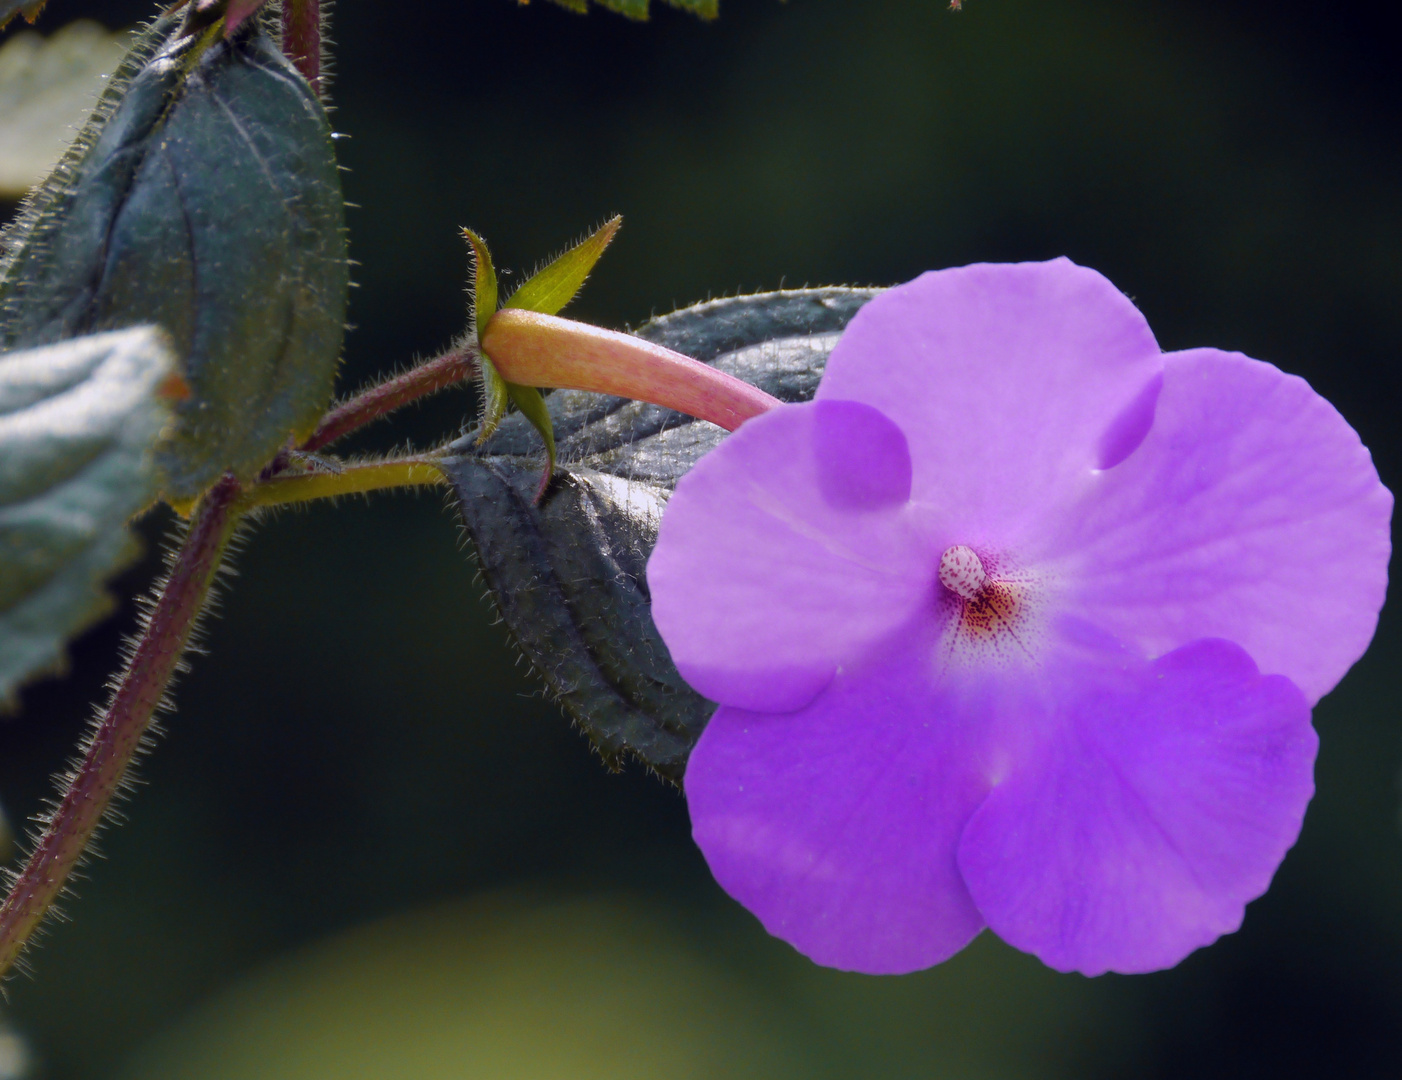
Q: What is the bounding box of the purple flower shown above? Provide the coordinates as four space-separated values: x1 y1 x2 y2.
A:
647 259 1392 976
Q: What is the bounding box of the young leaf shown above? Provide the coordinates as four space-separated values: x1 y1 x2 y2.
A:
441 287 879 778
542 0 717 20
0 327 179 707
591 0 648 21
662 0 718 16
505 216 621 318
0 13 349 500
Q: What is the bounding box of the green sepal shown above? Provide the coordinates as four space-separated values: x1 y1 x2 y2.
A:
463 228 498 341
505 216 621 317
463 228 509 442
442 288 880 777
0 326 179 708
476 355 511 445
504 382 557 499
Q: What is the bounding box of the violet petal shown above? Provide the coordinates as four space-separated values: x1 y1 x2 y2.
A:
1043 348 1393 704
815 259 1163 544
684 620 989 974
648 400 928 713
957 637 1316 976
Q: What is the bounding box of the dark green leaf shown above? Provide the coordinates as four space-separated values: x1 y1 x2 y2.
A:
441 287 879 779
0 326 177 706
0 13 349 500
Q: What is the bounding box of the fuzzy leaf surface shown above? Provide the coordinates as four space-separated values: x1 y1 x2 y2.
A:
441 287 879 778
0 327 175 705
0 14 348 500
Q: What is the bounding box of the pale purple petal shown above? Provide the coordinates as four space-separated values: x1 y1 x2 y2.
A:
684 622 990 974
816 260 1163 543
648 400 929 712
957 637 1316 976
1041 349 1393 704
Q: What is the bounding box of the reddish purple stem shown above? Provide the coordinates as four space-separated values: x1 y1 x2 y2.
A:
0 476 243 978
281 0 321 95
299 347 479 454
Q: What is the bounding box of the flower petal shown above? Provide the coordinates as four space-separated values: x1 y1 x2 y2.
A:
685 623 990 974
815 259 1163 542
648 400 928 713
1043 349 1393 704
957 637 1316 976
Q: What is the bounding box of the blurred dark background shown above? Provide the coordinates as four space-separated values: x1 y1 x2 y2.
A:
1 0 1400 1076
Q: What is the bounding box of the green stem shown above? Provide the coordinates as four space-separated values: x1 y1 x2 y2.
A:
0 475 244 979
249 458 446 509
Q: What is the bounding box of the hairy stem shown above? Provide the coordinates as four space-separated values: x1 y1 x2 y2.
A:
482 309 781 431
249 458 446 508
281 0 322 95
0 476 244 979
300 347 478 454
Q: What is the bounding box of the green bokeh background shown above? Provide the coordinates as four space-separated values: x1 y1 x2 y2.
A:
2 0 1400 1076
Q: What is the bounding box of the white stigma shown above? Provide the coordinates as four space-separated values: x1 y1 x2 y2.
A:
938 545 987 601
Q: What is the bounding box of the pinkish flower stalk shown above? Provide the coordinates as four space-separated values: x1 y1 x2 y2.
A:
482 309 781 432
280 0 322 96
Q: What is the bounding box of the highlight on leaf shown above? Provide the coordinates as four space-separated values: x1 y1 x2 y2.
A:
506 216 621 317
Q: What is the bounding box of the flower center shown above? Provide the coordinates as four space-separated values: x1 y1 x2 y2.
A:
938 545 987 601
933 545 1043 673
